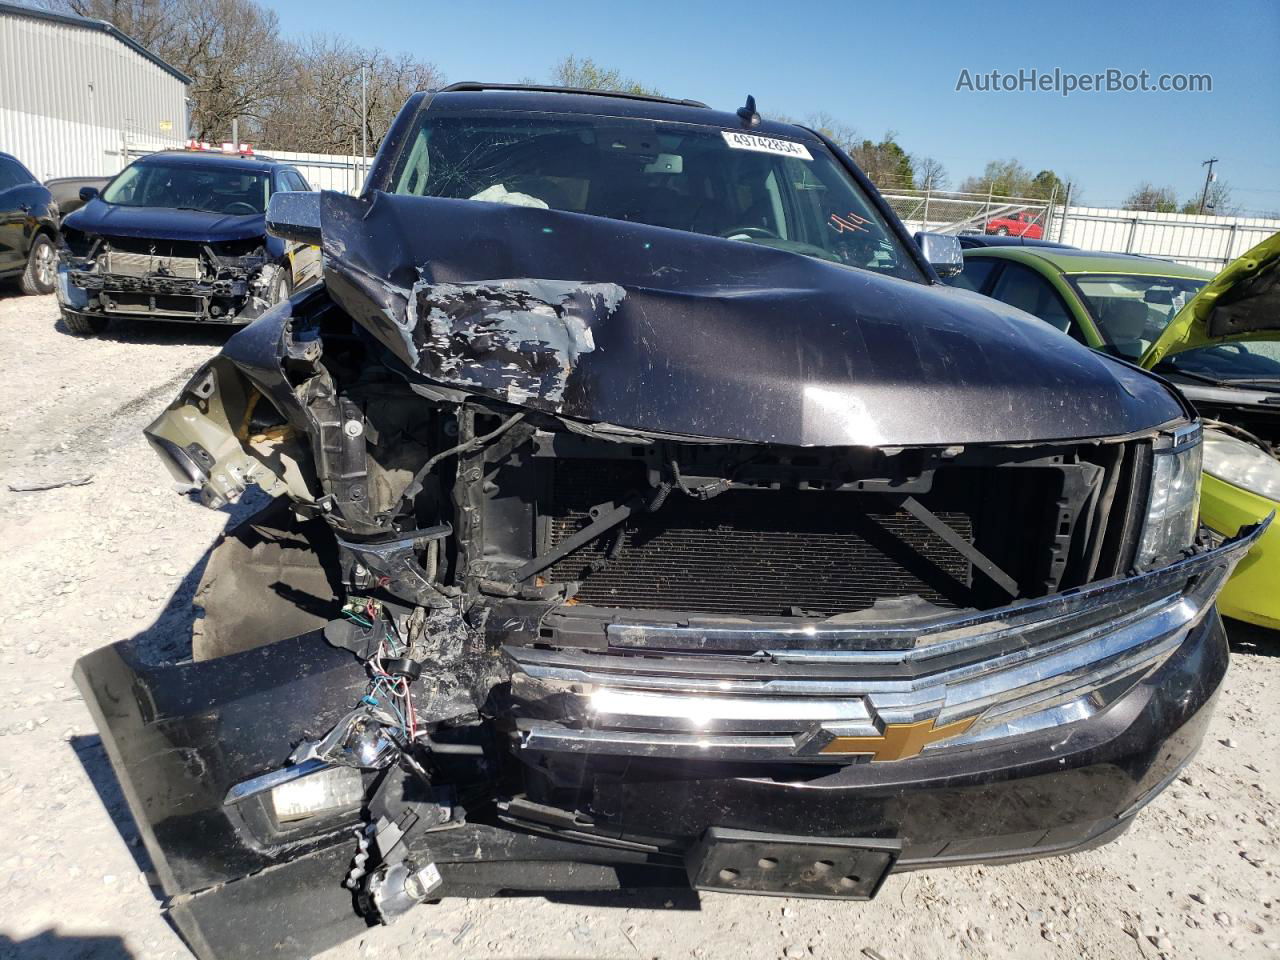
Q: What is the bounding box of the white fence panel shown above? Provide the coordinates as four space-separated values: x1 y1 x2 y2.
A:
264 149 367 194
1049 206 1279 270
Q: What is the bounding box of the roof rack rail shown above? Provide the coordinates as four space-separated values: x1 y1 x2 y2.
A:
437 81 709 109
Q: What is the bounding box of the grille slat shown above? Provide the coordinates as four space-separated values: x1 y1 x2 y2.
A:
543 461 972 616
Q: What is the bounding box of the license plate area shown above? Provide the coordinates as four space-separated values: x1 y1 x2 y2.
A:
686 827 900 900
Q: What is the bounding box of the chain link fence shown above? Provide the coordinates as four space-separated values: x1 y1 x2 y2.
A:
881 188 1058 238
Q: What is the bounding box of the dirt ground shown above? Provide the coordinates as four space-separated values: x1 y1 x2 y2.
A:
0 290 1276 960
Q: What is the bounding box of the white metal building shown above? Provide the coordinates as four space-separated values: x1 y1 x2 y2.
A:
0 1 190 180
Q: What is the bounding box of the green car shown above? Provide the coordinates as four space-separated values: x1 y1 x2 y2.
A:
950 236 1280 630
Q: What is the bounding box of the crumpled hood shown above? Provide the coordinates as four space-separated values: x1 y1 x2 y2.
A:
64 198 267 244
1140 231 1280 369
320 190 1183 447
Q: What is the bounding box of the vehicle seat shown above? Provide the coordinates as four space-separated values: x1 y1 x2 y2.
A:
1099 299 1149 358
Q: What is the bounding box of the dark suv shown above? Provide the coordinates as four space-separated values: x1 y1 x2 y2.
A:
0 151 59 295
75 84 1261 960
56 149 319 334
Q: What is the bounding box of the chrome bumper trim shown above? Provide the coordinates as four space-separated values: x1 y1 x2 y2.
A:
507 522 1265 764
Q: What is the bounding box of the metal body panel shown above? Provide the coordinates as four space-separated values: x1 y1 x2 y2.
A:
0 3 189 180
319 189 1187 447
75 604 1230 960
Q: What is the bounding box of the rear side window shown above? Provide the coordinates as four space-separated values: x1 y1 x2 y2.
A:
0 158 27 191
989 262 1078 337
281 170 310 191
948 256 998 293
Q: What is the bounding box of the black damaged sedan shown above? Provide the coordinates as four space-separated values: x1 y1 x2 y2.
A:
56 149 319 335
75 84 1264 960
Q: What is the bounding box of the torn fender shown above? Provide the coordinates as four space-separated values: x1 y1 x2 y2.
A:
317 190 1187 447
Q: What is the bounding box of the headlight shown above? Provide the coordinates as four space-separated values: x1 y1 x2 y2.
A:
1138 423 1203 568
1202 429 1280 502
270 764 364 822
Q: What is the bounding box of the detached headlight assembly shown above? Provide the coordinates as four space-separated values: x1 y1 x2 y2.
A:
1202 429 1280 502
1138 423 1203 568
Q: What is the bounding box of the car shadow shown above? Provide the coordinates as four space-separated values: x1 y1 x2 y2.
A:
68 734 157 882
0 285 43 303
540 887 702 910
0 931 135 959
1225 617 1278 656
53 313 240 348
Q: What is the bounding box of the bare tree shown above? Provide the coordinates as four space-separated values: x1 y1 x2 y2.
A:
178 0 293 141
50 0 442 150
1181 180 1238 216
260 37 443 153
804 112 859 155
59 0 186 58
912 155 949 191
1123 183 1179 213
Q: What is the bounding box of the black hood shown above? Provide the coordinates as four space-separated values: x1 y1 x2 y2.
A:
320 190 1184 447
65 198 266 244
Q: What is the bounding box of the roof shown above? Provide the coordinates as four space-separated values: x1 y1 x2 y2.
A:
425 84 821 143
957 234 1078 250
0 1 191 85
136 150 282 172
964 245 1217 280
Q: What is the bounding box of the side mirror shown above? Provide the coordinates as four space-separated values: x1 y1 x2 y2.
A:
78 186 99 202
914 232 963 278
265 190 321 245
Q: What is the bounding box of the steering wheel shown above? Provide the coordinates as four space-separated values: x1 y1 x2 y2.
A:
719 225 780 241
223 201 258 216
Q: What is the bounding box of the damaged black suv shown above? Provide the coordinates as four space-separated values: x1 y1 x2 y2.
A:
76 84 1264 960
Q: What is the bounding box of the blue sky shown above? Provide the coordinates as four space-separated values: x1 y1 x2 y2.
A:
265 0 1279 213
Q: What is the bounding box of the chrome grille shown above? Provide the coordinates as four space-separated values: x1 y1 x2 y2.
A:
506 525 1263 764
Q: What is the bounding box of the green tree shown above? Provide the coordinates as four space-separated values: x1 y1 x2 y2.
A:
550 55 661 96
960 159 1069 200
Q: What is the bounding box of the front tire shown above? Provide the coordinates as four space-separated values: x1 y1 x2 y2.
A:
995 226 1010 236
61 307 109 336
266 264 293 305
20 234 57 295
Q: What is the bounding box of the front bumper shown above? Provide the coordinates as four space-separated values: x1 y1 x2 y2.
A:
1201 474 1280 629
73 525 1262 960
56 263 262 324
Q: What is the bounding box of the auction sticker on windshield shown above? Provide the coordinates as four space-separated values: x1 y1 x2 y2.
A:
721 130 813 160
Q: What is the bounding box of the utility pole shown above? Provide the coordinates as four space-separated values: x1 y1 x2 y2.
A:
1197 157 1219 215
360 64 368 182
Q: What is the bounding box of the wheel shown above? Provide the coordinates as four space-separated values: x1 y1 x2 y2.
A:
60 307 109 336
20 233 57 295
995 226 1010 236
267 265 293 305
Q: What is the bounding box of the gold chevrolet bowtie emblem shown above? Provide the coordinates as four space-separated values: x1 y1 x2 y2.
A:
819 716 977 761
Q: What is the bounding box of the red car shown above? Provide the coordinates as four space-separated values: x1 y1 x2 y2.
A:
985 210 1043 238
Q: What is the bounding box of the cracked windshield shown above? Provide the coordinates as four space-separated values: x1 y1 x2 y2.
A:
391 114 923 281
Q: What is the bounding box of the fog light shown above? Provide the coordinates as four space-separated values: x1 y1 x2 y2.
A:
270 764 364 822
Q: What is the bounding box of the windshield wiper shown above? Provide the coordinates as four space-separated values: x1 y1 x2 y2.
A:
1217 378 1280 389
1163 368 1280 393
1156 366 1232 387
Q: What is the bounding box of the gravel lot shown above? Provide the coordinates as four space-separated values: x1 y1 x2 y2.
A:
0 290 1276 960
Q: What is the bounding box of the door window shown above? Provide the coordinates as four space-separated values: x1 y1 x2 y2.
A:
989 262 1079 338
947 256 998 293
